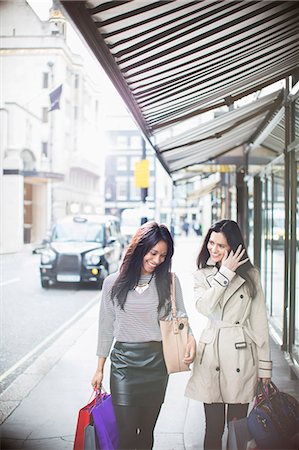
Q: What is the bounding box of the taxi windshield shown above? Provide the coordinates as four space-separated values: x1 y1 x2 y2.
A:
52 221 104 243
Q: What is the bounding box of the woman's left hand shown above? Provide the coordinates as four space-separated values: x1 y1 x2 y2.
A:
183 335 197 365
259 377 271 385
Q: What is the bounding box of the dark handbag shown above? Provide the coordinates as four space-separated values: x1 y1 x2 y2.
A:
159 273 190 374
91 391 119 450
247 381 299 449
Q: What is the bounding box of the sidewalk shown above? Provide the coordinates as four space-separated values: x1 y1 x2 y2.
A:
0 236 298 450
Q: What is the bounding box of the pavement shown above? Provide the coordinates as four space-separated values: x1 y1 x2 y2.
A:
0 236 298 450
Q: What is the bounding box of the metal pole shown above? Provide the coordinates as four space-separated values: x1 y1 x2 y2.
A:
288 78 296 357
253 176 262 269
140 138 148 224
282 77 290 351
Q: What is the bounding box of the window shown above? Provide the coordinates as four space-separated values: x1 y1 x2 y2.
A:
130 135 141 149
42 142 48 157
116 178 128 200
42 107 48 123
116 135 128 149
130 156 140 171
43 72 49 89
147 177 155 201
116 156 127 171
147 156 154 172
130 178 140 200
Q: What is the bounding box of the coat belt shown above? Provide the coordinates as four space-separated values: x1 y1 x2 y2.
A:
210 319 265 348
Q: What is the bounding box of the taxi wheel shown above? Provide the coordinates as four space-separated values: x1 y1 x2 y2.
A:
41 279 50 289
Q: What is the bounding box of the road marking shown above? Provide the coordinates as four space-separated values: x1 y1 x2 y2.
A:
0 278 21 287
0 292 100 383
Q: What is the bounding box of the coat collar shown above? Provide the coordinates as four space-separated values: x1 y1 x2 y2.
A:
205 259 246 308
206 257 218 267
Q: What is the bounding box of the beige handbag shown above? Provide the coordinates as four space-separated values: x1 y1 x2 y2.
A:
159 273 190 374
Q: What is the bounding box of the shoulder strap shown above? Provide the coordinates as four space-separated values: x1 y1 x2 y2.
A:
170 272 177 318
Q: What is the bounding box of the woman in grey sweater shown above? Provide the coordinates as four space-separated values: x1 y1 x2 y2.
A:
91 221 196 450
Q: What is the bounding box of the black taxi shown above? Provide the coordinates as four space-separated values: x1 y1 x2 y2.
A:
40 215 123 288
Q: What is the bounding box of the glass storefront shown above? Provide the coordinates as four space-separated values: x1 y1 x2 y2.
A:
260 161 285 337
256 95 298 370
293 148 299 362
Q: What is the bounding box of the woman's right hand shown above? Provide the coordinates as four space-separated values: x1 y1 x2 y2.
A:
221 244 248 272
91 369 103 390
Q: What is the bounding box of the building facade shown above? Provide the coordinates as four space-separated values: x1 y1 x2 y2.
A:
0 0 105 253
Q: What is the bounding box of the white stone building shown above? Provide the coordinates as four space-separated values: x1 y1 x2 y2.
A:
0 0 105 253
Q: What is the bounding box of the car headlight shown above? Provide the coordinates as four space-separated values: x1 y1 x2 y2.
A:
84 252 101 266
41 249 56 264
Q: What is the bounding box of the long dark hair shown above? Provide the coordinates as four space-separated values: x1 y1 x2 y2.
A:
111 221 174 310
197 219 257 298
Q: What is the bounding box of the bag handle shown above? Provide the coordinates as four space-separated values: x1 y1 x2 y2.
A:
254 381 285 419
256 380 278 403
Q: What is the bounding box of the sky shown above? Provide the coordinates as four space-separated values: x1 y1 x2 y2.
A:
27 0 52 20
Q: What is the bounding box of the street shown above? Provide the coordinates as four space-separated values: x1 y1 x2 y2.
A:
0 248 103 392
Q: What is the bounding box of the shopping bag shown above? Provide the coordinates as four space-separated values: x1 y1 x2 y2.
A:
84 420 100 450
92 392 119 450
247 381 299 449
73 392 99 450
228 417 254 450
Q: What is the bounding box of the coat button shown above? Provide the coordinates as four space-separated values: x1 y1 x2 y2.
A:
223 280 228 285
235 321 240 324
216 367 220 371
236 368 240 372
240 294 244 298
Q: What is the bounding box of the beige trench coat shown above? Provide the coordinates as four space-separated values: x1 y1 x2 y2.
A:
185 260 272 404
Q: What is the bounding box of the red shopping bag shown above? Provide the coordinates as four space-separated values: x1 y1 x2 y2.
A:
73 392 98 450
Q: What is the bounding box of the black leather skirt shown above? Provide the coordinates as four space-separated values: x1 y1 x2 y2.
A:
110 341 168 406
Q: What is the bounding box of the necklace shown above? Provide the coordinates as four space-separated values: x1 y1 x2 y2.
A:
134 274 154 294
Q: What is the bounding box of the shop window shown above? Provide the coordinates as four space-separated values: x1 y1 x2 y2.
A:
260 163 285 338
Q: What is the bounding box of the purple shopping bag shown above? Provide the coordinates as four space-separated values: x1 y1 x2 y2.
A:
91 392 119 450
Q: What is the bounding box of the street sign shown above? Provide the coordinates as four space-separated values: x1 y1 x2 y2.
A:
135 159 149 188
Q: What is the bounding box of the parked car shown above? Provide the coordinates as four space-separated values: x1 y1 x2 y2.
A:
32 232 51 254
40 215 123 288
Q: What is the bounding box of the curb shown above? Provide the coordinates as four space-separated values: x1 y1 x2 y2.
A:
0 301 99 424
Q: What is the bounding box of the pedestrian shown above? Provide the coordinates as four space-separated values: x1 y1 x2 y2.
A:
192 220 202 236
182 219 189 236
185 219 272 450
92 221 196 450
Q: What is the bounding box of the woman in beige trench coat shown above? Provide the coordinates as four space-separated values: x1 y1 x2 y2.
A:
185 220 272 450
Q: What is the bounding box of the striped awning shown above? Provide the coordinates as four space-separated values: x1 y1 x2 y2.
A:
61 0 299 175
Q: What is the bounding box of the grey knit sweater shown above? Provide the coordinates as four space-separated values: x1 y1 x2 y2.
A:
96 272 190 357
